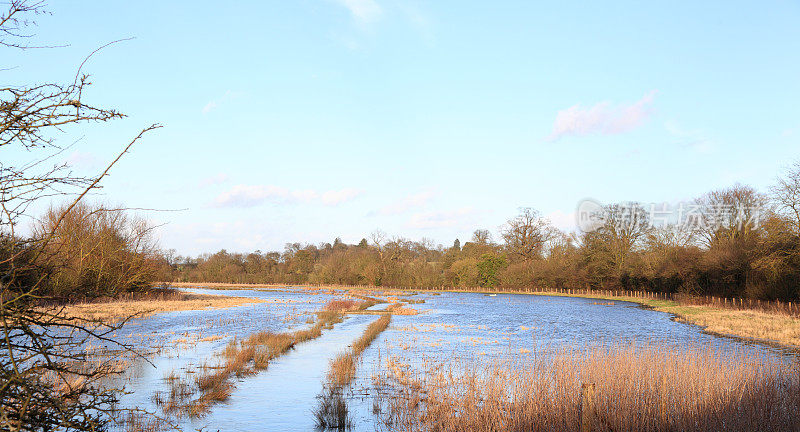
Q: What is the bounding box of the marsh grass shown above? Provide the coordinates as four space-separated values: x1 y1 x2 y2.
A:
385 303 419 316
314 388 352 431
374 343 800 432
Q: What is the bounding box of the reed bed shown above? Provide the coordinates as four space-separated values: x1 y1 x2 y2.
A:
373 343 800 432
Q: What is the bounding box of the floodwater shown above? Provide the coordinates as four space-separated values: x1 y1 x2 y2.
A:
111 287 796 431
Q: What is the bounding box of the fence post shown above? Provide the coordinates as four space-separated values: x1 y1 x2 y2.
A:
581 382 596 432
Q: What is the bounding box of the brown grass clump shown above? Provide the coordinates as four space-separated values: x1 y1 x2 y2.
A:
386 303 419 316
327 353 356 388
352 314 391 355
325 299 361 312
374 343 800 432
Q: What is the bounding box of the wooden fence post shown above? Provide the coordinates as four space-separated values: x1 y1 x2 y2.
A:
581 382 596 432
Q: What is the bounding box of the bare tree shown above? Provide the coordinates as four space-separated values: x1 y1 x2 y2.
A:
501 208 557 262
690 185 766 248
1 2 160 431
771 161 800 235
471 229 492 245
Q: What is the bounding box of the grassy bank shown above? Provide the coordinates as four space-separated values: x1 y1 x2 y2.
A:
58 291 266 321
526 291 800 349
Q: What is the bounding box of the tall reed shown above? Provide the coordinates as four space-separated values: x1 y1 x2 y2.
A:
373 343 800 432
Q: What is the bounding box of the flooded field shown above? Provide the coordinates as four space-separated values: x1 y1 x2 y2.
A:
112 287 797 431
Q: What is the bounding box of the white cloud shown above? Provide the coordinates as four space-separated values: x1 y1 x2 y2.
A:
408 207 475 229
375 189 435 215
214 184 361 207
548 91 657 141
336 0 382 23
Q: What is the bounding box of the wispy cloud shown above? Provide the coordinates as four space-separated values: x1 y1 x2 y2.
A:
408 207 475 229
335 0 382 23
214 184 361 207
548 91 657 141
374 189 435 216
202 90 242 115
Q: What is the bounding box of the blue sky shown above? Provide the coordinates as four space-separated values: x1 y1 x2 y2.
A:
6 1 800 254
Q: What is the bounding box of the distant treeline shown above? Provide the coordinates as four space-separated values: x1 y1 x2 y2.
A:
163 163 800 302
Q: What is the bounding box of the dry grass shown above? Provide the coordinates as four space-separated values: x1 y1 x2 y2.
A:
374 343 800 432
352 314 391 355
386 303 419 316
58 292 266 322
328 353 357 388
669 306 800 347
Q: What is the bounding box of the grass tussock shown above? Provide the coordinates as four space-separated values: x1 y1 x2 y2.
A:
374 343 800 432
325 299 362 312
386 303 419 316
314 388 352 431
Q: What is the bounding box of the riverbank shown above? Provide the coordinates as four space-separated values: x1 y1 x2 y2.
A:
530 291 800 349
58 292 266 322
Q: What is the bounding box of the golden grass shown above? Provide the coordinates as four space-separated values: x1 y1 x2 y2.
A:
386 303 419 315
59 293 266 322
670 306 800 347
327 353 357 388
374 343 800 432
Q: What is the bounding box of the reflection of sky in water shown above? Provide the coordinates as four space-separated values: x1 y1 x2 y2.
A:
112 288 796 431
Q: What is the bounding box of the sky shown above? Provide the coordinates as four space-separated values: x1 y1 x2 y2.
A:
4 0 800 255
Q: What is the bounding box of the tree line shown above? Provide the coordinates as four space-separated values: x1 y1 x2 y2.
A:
164 163 800 302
